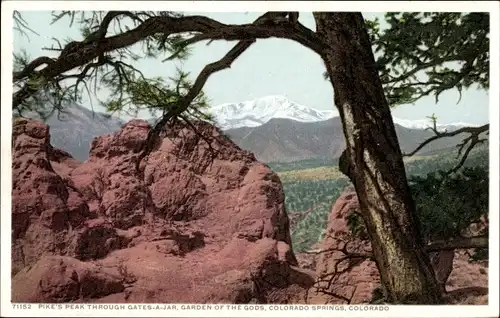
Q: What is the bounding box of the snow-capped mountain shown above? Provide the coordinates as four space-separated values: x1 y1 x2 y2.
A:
209 95 338 130
209 95 479 131
391 118 478 131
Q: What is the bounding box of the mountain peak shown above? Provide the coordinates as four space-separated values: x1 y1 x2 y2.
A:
209 95 338 130
209 95 480 131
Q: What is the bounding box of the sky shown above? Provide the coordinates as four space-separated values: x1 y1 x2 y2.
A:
13 11 490 125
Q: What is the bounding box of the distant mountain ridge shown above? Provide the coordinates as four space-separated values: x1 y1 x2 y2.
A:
19 102 125 161
208 95 480 131
223 117 477 163
20 98 486 163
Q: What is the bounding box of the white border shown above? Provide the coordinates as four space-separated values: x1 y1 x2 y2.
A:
1 1 499 317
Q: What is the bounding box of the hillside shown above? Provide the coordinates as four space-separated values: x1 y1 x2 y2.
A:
226 117 479 163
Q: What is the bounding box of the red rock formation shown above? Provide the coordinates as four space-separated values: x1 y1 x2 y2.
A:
311 187 488 304
11 118 487 305
11 118 313 303
311 187 380 304
11 119 93 276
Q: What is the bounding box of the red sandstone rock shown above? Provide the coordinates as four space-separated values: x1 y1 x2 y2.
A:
444 251 488 304
11 118 310 303
10 118 487 304
311 187 488 305
312 188 379 304
12 256 125 303
11 119 92 276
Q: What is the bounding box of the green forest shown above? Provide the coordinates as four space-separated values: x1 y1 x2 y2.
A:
275 146 489 252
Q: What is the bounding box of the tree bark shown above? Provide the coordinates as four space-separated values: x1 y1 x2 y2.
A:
313 12 442 304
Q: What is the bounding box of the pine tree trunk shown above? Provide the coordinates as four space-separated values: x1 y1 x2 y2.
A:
313 12 442 304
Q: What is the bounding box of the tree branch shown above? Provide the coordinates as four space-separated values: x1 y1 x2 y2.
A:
306 235 489 256
311 239 372 304
133 11 323 172
13 56 55 82
404 124 489 157
384 54 472 85
134 39 257 173
12 12 323 109
403 124 489 173
13 10 39 39
426 236 488 253
89 11 146 42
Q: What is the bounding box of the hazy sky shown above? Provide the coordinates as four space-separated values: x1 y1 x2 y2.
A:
13 11 490 125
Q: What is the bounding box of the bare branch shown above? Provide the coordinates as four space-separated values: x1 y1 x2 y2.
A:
135 39 256 173
447 131 488 174
307 235 488 257
13 10 40 39
311 239 371 304
179 114 220 160
426 236 488 253
309 235 487 302
403 124 489 172
55 55 111 100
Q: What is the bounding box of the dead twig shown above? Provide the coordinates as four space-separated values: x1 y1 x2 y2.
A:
403 122 489 174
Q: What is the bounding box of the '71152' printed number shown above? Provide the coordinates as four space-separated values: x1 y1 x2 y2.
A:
12 303 32 310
